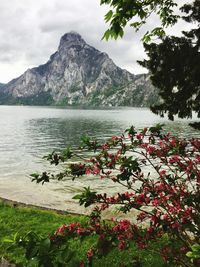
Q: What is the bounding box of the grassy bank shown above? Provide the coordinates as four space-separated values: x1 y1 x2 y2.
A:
0 201 88 265
0 201 167 266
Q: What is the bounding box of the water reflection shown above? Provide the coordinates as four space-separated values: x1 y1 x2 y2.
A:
26 117 120 153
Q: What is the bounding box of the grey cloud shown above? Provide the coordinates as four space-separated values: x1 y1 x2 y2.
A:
0 0 190 82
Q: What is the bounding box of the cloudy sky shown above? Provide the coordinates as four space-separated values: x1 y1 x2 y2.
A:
0 0 191 83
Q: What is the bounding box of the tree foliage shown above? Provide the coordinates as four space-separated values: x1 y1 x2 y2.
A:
100 0 179 41
140 1 200 120
101 0 200 122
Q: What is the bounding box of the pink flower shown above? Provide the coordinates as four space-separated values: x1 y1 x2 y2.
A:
195 154 200 163
146 146 156 155
159 170 166 176
152 198 160 206
171 222 180 229
118 240 126 250
170 139 177 147
112 135 121 141
85 168 91 175
124 191 134 198
117 234 124 241
135 193 145 205
77 228 84 236
56 224 67 235
87 249 94 258
158 141 166 148
92 167 100 175
169 155 180 163
140 143 148 149
68 222 80 231
163 214 170 222
101 143 109 150
136 133 143 140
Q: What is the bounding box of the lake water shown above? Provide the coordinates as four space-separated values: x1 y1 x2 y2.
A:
0 105 199 215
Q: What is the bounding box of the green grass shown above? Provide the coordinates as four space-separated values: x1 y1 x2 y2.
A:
0 201 168 266
0 201 88 265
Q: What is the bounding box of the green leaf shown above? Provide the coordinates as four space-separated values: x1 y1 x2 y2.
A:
105 10 113 22
192 244 200 252
118 28 124 38
151 27 166 38
72 194 82 200
3 238 14 243
102 29 111 41
186 251 194 258
30 173 39 179
141 32 151 43
61 147 73 160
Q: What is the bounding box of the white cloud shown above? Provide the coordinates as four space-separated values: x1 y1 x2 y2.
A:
0 0 191 83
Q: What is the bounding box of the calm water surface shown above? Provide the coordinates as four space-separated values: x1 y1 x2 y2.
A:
0 106 199 214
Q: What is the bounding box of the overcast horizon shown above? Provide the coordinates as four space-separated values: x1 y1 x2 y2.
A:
0 0 191 83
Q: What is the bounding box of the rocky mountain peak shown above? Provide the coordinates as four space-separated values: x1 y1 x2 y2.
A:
0 32 158 107
58 31 86 51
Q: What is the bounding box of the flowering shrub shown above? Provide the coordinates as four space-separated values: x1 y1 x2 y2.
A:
31 124 200 266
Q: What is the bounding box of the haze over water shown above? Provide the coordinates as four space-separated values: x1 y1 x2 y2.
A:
0 106 199 214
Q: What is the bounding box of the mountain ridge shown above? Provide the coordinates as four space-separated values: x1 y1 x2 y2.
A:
0 32 159 106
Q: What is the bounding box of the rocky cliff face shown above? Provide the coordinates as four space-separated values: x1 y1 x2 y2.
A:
0 32 158 106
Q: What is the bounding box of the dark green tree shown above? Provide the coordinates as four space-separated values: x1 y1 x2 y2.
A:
139 1 200 121
101 0 200 124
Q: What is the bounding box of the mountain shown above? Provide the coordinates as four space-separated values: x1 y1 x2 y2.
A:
0 32 159 106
